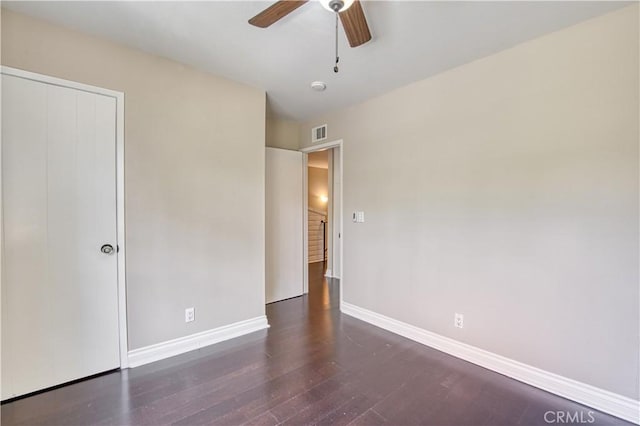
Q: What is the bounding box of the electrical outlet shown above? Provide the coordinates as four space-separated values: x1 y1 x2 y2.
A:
185 307 195 323
454 313 464 328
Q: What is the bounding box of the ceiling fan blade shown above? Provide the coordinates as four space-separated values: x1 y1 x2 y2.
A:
339 0 371 48
248 1 308 28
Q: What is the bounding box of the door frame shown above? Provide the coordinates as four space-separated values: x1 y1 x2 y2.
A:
0 66 129 368
300 140 343 300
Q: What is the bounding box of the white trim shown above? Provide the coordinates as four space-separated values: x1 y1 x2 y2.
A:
324 269 332 277
0 62 4 398
301 139 343 302
341 302 640 424
128 316 269 368
0 66 129 368
326 149 333 275
1 66 123 98
302 154 309 294
115 86 128 368
300 139 342 153
334 146 343 282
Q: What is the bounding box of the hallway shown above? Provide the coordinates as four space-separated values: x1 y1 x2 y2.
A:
1 263 629 425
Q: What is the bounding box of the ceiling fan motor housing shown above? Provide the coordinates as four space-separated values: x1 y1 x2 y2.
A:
329 0 345 12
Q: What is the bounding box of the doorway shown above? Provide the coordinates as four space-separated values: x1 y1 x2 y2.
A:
264 142 341 304
301 141 343 296
307 150 329 270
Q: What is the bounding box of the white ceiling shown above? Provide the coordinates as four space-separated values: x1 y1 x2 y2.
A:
4 1 629 121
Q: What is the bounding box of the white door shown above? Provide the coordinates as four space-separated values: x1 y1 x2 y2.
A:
265 148 304 304
1 74 120 399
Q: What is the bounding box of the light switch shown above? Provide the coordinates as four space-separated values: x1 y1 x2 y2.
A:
353 211 365 223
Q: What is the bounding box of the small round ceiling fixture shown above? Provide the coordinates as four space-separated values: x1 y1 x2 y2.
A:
310 81 327 92
319 0 355 13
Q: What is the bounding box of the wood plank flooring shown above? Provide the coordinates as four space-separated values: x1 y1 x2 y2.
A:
1 262 631 425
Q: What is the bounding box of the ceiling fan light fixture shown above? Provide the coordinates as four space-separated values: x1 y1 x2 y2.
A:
319 0 355 13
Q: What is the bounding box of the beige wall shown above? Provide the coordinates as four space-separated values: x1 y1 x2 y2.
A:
266 117 300 150
301 5 639 400
308 167 329 214
1 9 267 350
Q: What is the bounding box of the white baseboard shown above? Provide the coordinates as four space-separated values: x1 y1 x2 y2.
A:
341 302 639 424
128 316 269 368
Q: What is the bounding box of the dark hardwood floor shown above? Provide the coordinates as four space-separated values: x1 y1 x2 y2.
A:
2 262 631 425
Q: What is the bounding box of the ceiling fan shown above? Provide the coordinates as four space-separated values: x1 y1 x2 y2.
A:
248 0 372 72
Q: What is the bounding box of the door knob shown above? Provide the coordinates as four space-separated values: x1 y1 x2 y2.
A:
101 244 114 255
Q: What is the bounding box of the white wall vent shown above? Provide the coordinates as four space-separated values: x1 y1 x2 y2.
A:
311 124 327 143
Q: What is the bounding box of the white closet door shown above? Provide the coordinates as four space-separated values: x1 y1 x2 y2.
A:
265 148 304 304
1 74 120 399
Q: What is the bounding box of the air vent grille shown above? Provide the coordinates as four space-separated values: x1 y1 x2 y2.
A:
311 124 327 143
